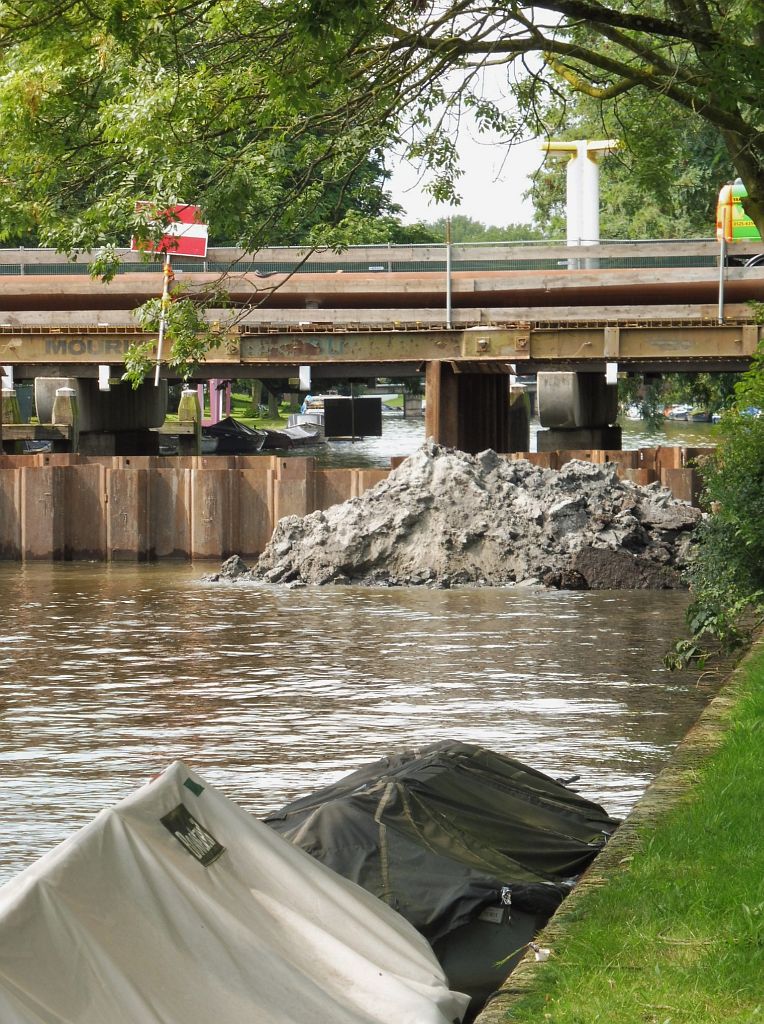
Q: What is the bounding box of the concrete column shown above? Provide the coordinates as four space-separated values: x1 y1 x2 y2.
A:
425 361 459 448
51 386 80 453
536 371 621 451
425 361 512 453
36 378 167 431
177 386 202 457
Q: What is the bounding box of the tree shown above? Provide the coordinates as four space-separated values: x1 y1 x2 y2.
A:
668 351 764 667
2 1 763 250
0 2 406 251
530 91 735 240
422 215 546 242
368 0 764 232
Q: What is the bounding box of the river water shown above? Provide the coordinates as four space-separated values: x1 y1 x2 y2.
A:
292 412 719 468
0 562 721 887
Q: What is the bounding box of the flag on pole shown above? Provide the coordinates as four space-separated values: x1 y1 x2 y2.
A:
131 203 209 258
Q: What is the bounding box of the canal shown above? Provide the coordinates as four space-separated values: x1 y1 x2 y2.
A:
0 562 720 886
283 411 719 467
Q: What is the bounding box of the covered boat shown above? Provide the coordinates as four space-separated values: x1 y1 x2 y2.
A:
259 424 324 449
202 415 267 454
0 762 468 1024
265 741 620 1020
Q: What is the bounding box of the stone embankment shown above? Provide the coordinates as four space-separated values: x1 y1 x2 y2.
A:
213 442 702 590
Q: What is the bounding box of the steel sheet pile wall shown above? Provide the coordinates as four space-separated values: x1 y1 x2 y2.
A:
0 449 707 562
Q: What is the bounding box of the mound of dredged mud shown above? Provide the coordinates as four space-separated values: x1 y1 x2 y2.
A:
226 443 702 589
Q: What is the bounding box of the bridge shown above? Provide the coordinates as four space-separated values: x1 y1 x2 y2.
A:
1 239 762 454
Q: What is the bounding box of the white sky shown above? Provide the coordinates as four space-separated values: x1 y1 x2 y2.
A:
387 135 544 226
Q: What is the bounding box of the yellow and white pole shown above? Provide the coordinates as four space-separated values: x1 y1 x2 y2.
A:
154 252 172 387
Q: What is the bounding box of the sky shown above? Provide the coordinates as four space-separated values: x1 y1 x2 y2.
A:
387 135 545 227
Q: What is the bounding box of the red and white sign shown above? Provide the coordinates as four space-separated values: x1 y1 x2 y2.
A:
131 203 208 258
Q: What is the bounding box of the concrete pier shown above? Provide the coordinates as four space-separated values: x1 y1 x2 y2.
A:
0 447 708 562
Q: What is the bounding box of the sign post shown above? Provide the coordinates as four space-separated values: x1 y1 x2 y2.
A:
155 253 173 387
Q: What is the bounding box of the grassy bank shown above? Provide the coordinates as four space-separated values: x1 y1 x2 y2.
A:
479 643 764 1024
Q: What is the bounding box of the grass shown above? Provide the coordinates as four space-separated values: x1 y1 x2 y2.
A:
486 643 764 1024
164 389 293 429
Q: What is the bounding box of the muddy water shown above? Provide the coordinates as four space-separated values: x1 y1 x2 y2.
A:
0 563 719 885
273 414 718 469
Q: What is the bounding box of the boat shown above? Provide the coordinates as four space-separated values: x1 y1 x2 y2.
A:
0 762 468 1024
665 404 692 420
201 417 324 453
259 424 325 449
202 416 266 454
287 409 325 434
287 394 327 435
265 740 620 1022
688 408 712 423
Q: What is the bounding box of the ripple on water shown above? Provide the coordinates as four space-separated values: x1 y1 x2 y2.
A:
0 562 723 884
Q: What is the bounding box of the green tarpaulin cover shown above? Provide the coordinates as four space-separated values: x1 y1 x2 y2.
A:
266 741 619 944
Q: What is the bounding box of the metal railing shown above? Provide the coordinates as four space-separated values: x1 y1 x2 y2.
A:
0 237 741 277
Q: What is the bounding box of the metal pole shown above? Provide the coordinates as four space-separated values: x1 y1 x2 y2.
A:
154 252 172 387
445 217 452 329
718 237 727 323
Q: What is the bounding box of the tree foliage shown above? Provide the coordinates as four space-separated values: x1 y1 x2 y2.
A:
1 0 762 251
530 91 735 239
0 0 404 250
422 215 546 243
668 349 764 668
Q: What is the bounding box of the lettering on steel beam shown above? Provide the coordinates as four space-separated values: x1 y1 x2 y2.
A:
44 338 134 357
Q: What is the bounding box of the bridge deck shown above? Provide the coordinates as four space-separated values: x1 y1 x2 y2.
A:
0 241 761 375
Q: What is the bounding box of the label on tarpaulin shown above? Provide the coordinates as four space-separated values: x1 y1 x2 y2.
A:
160 804 225 866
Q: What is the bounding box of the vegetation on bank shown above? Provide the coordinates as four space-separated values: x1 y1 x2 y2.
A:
492 641 764 1024
669 343 764 667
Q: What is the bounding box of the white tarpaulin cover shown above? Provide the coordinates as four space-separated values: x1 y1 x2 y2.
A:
0 762 468 1024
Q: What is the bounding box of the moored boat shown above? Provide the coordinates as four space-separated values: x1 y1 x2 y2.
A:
202 415 266 454
259 424 325 449
0 762 468 1024
265 740 620 1021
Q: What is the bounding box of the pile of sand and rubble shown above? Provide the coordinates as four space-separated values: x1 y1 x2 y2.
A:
212 442 702 590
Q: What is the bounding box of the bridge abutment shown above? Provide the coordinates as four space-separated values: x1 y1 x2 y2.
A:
34 377 167 455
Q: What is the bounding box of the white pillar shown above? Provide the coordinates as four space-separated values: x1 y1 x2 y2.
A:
541 139 619 247
581 149 601 245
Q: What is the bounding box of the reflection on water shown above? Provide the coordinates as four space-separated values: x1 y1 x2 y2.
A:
0 563 722 885
619 418 718 450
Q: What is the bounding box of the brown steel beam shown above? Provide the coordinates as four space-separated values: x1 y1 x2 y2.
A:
0 322 760 371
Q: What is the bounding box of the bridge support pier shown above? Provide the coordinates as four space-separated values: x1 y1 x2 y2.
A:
425 361 522 453
35 377 167 455
536 371 621 451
